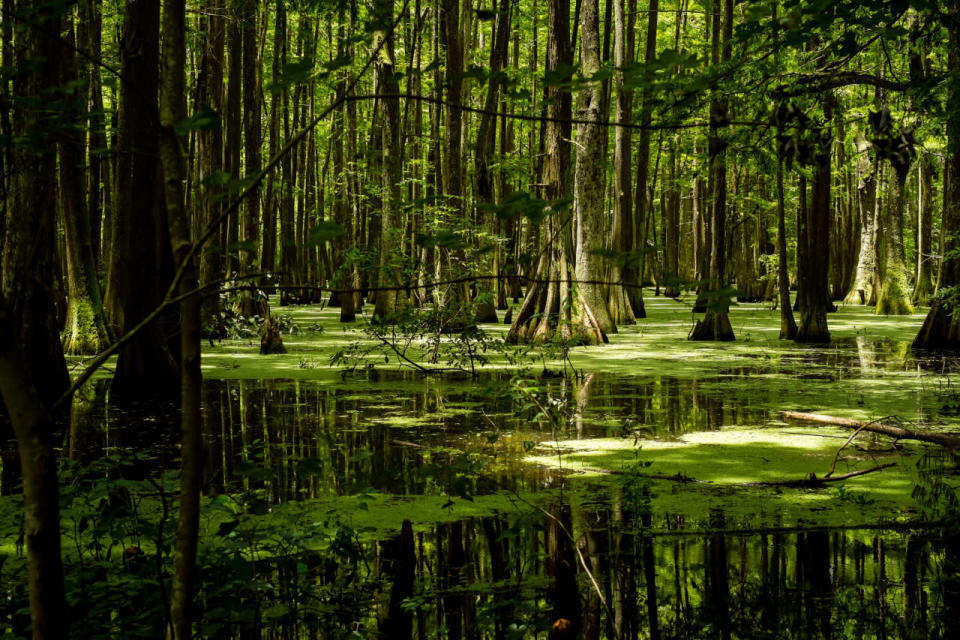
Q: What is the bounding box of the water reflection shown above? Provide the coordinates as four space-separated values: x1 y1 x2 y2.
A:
366 506 955 640
3 337 960 637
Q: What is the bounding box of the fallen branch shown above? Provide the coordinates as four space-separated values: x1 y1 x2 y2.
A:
781 411 960 449
390 439 427 449
555 462 895 487
745 463 896 487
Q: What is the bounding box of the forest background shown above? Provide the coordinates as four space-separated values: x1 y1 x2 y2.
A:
0 0 959 636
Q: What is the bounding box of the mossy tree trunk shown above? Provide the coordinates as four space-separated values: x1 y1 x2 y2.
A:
914 14 960 348
572 0 616 344
690 0 734 342
60 13 111 356
876 171 915 315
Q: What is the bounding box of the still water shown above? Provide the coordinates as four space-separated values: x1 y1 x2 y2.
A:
3 338 959 638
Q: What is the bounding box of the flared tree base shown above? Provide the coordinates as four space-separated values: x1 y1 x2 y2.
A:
913 301 960 349
795 311 830 343
779 312 798 341
689 311 735 341
876 279 914 315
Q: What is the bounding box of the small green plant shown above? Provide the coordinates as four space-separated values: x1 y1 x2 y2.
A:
331 306 511 376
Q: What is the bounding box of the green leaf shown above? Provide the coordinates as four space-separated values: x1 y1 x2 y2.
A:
175 106 221 136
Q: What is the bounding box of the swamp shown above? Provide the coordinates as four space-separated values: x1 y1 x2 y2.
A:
2 0 960 638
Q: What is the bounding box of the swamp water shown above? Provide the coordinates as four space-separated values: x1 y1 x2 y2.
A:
3 299 960 638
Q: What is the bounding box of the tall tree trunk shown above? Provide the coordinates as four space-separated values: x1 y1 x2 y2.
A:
278 11 300 305
60 14 111 355
197 0 227 334
330 8 355 321
776 156 797 339
506 0 572 343
224 0 243 277
875 167 915 315
844 134 878 304
796 125 833 341
0 3 70 636
261 0 283 285
573 0 615 343
472 0 510 324
158 1 203 636
629 0 660 319
373 1 407 320
690 0 734 341
608 0 639 320
438 0 471 317
913 154 936 305
238 0 265 317
106 0 179 402
79 0 107 268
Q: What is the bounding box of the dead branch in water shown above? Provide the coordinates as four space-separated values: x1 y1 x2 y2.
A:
780 411 960 449
561 462 896 487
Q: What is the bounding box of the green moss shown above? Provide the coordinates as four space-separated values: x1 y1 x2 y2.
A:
526 427 926 527
62 296 104 356
876 276 915 315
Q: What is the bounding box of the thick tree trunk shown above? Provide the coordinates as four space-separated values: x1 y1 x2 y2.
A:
796 132 833 341
573 0 615 343
0 3 70 636
106 0 180 402
507 0 572 343
844 135 878 305
876 172 915 315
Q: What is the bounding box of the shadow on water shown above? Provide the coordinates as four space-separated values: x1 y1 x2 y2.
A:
3 337 960 637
